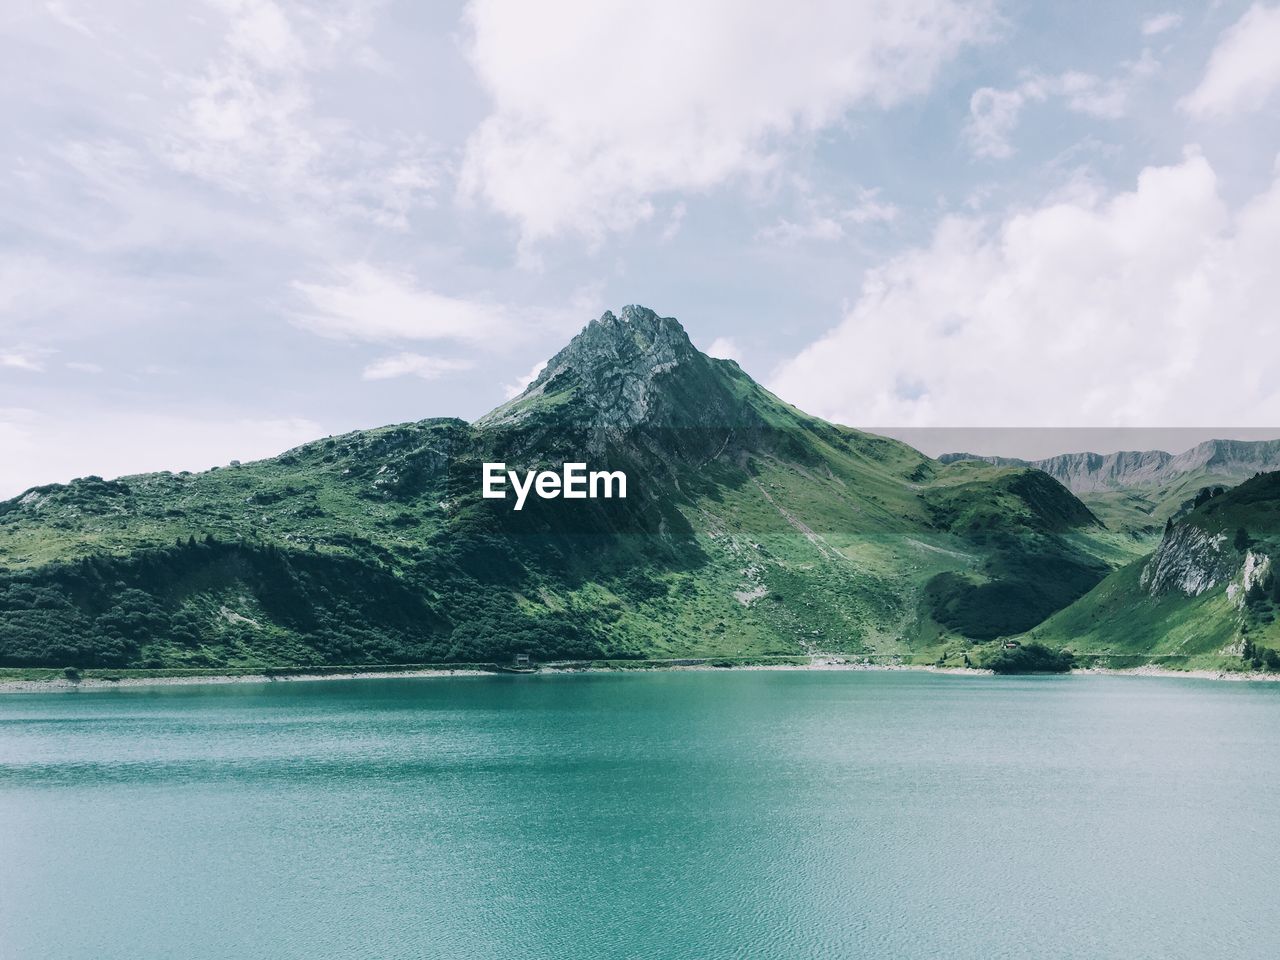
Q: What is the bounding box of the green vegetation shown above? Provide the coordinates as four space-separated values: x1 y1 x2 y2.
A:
0 307 1173 674
982 642 1074 674
1241 638 1280 672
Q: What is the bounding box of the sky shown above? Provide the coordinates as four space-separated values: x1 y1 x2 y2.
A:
3 0 1280 497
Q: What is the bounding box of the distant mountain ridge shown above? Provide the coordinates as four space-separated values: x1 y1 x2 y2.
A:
940 439 1280 494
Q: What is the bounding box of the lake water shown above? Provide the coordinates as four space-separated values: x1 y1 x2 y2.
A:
3 670 1280 959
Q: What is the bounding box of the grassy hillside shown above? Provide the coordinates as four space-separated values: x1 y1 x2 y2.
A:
1079 467 1256 536
0 307 1138 673
1029 472 1280 671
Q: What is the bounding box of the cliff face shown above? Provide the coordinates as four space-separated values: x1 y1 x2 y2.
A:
1035 450 1174 493
1140 523 1232 597
1228 551 1273 609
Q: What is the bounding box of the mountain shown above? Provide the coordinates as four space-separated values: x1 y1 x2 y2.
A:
942 439 1280 534
940 440 1280 492
1028 471 1280 670
0 306 1134 674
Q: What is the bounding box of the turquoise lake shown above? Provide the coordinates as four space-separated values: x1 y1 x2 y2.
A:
3 670 1280 959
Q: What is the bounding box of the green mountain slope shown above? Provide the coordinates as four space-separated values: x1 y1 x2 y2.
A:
0 306 1134 672
1028 471 1280 670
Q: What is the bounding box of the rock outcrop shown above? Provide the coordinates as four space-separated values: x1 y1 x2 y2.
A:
1140 523 1231 597
1228 550 1273 608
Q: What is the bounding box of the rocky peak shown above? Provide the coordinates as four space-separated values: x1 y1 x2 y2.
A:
527 305 698 396
478 306 733 435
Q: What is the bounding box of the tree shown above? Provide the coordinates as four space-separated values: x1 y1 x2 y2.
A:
985 642 1074 674
1234 527 1250 552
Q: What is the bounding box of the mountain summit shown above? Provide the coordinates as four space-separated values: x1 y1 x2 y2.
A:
480 305 751 437
524 305 702 408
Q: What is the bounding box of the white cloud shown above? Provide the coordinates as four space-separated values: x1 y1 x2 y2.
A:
159 0 439 229
1182 3 1280 117
1 0 448 394
706 337 743 364
1058 62 1145 118
362 352 473 381
503 360 546 399
844 189 900 225
0 408 322 499
1 351 47 372
44 1 97 38
1141 12 1183 36
659 202 687 242
293 262 510 344
771 152 1280 428
966 53 1158 158
65 361 103 373
757 216 846 245
966 83 1044 159
758 188 898 244
459 0 993 243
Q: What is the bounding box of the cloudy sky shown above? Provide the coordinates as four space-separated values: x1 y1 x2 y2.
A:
4 0 1280 496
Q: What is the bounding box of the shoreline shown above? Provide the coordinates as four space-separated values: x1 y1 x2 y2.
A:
3 657 1279 693
1069 664 1280 682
